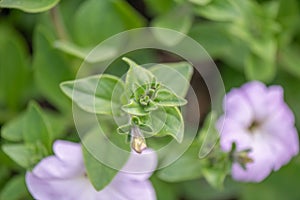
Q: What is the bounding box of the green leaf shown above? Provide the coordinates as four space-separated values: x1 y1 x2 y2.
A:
112 0 146 28
154 88 187 106
1 108 65 143
122 100 149 116
82 126 130 190
157 143 204 182
60 74 125 115
274 72 300 130
82 146 117 191
0 0 60 13
200 148 231 190
0 166 10 188
279 45 300 78
0 175 30 200
144 0 174 15
23 102 52 152
152 4 193 45
73 0 125 46
198 130 230 188
198 112 220 159
151 176 178 200
277 0 299 47
2 144 42 169
145 107 184 142
123 57 155 95
43 110 67 140
189 23 234 58
202 167 228 190
189 0 212 6
54 40 117 63
180 178 239 200
149 62 193 97
1 113 25 142
195 0 242 21
33 25 73 112
0 24 31 110
245 52 276 83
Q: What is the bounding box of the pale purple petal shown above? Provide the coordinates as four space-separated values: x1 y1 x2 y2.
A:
223 88 254 128
265 86 284 114
264 130 297 171
32 156 85 179
53 140 83 164
262 103 299 156
217 116 252 152
232 135 274 182
98 178 156 200
120 149 157 181
32 141 84 179
26 172 96 200
241 81 268 121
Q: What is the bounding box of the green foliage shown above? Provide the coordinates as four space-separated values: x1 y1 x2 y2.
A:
23 102 52 151
152 3 193 45
72 0 124 46
2 144 38 169
149 62 193 98
60 74 125 115
54 40 117 63
157 143 204 182
1 102 52 169
192 0 289 83
0 174 32 200
198 113 231 189
82 147 117 191
72 0 145 47
0 0 60 13
144 0 175 16
1 113 25 142
143 107 184 142
82 125 129 191
123 57 155 95
157 113 230 190
154 89 187 106
151 176 178 200
279 45 300 78
33 25 73 113
0 24 31 111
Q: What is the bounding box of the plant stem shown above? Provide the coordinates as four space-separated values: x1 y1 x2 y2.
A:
50 6 69 41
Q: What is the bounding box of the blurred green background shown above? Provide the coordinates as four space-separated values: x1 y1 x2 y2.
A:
0 0 300 199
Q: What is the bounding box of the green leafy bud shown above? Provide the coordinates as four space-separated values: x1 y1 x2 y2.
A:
117 124 132 135
154 88 187 107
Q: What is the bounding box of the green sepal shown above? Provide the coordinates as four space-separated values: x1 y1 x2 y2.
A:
117 124 132 135
122 100 149 116
138 123 153 133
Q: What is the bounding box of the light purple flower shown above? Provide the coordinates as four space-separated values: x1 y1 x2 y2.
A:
217 81 299 182
26 140 157 200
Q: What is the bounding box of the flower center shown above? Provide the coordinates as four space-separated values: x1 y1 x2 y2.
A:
248 120 261 133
